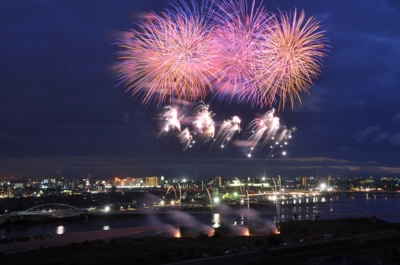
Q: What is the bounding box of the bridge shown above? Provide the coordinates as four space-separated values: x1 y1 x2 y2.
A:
17 203 85 218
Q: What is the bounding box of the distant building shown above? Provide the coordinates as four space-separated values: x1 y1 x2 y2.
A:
97 184 104 192
145 176 158 187
301 177 308 188
215 176 222 187
14 182 24 189
63 178 73 189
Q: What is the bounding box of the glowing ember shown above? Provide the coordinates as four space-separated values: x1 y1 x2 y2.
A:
174 229 181 238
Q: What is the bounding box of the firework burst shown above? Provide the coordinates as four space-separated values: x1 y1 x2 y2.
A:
115 0 216 106
259 9 329 109
115 0 329 109
115 0 330 156
209 0 273 103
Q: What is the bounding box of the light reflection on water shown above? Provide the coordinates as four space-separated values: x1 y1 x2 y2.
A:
212 213 220 228
56 226 64 235
262 194 400 223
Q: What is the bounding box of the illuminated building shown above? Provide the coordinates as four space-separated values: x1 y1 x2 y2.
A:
145 176 158 187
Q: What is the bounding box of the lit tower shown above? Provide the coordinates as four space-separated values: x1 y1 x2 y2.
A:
328 173 331 187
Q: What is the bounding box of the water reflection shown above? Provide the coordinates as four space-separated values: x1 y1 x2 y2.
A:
212 213 220 228
56 226 64 235
56 225 64 235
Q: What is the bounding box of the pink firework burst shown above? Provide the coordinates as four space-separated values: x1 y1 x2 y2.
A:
115 1 217 106
209 0 273 103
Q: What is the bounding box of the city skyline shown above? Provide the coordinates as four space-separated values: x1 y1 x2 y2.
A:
1 0 400 180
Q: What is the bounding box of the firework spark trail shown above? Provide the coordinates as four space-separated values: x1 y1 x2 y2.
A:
276 126 292 144
209 0 273 103
245 109 295 159
214 116 241 149
258 9 329 109
247 108 278 147
178 127 193 151
260 126 296 167
192 101 215 144
155 102 296 158
115 0 217 106
157 106 181 139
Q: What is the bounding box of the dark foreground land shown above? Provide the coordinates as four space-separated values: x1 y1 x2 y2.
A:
1 218 400 265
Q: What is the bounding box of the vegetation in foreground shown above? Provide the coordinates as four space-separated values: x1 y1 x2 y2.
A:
1 218 400 265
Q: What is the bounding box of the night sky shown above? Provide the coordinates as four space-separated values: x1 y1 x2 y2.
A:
1 0 400 180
